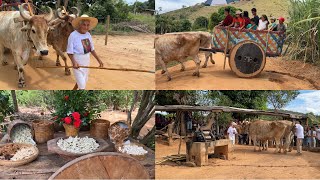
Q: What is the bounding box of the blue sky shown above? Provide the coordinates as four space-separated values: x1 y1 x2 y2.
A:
156 0 206 13
282 90 320 115
125 0 148 5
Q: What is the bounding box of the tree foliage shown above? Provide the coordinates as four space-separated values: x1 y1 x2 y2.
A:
267 91 300 110
0 91 14 123
193 16 209 30
156 15 192 34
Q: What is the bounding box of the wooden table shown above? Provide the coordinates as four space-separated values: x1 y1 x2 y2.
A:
0 131 155 179
186 139 230 166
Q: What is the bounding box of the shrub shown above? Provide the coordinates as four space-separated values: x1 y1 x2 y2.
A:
193 16 209 30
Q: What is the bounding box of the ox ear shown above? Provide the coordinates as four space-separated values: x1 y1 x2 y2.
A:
21 25 31 32
14 17 25 23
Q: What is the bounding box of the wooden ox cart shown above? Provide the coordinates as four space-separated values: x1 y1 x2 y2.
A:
201 26 286 78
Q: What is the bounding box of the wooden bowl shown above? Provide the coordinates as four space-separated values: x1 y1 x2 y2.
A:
49 152 150 179
109 121 131 144
47 136 111 158
0 143 39 167
7 120 34 142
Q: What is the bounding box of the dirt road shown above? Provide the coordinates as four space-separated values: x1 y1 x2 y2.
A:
0 34 155 90
156 52 320 90
156 139 320 179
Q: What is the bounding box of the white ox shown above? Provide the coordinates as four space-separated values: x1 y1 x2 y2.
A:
155 31 215 81
0 3 53 87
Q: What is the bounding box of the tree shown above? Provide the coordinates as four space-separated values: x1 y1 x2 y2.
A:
11 91 18 113
193 16 209 30
208 6 240 30
0 91 14 124
130 91 155 139
267 91 300 111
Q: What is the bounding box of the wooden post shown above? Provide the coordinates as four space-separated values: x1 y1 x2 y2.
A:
168 122 173 146
105 15 110 46
223 27 230 70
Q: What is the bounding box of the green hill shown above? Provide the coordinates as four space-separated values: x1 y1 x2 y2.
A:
163 0 289 23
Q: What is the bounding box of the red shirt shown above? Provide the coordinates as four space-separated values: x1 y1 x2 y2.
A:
233 17 245 28
222 14 233 26
244 17 251 27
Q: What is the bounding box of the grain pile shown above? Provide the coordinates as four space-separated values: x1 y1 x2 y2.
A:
0 144 36 161
109 122 130 145
57 136 99 154
11 125 36 145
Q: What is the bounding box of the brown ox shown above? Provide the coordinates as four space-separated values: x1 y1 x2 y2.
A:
42 7 79 75
155 32 214 81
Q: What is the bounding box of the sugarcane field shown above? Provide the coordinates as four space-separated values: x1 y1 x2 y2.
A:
0 0 155 90
0 90 155 179
155 90 320 179
155 0 320 90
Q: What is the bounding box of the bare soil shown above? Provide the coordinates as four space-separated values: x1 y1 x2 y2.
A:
0 34 155 90
156 52 320 90
156 138 320 179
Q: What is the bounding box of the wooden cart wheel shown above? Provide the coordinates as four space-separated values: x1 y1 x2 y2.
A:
229 40 266 78
49 152 150 179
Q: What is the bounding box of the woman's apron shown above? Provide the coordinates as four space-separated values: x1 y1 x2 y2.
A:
73 53 90 89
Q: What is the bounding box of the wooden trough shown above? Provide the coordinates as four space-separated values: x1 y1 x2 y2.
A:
0 143 39 167
48 152 150 179
47 137 112 159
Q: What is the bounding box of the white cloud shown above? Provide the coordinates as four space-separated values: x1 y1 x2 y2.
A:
156 0 205 13
284 91 320 115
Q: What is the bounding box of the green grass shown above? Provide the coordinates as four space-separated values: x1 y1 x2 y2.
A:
129 12 155 30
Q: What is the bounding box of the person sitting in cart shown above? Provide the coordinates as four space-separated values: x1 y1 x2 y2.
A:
219 7 233 26
228 10 245 29
269 17 277 31
243 11 251 27
251 8 260 26
276 17 286 33
246 18 257 30
257 14 269 30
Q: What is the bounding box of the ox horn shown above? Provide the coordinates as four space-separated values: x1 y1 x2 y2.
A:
57 8 68 20
19 3 32 21
44 7 54 22
71 7 80 17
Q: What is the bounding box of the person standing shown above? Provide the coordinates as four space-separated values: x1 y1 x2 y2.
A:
67 14 104 90
276 17 287 33
227 122 238 146
251 8 259 26
243 11 251 28
295 121 304 155
257 14 269 30
311 126 317 148
316 125 320 147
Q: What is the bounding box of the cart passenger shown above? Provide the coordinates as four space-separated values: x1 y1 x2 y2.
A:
276 17 286 33
243 11 251 27
219 7 233 26
257 14 269 30
251 8 259 26
269 17 277 31
67 14 104 90
246 18 257 30
229 10 245 29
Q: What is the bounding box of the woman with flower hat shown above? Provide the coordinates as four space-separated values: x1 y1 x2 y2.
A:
67 14 104 90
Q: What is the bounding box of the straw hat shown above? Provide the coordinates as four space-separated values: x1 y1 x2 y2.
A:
72 14 98 30
235 10 242 15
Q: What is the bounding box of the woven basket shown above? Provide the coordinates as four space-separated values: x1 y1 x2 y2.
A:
32 120 54 144
90 119 110 139
7 120 34 142
115 142 147 161
0 143 39 167
63 124 79 137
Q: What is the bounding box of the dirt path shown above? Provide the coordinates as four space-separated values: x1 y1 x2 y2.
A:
156 53 320 90
0 34 155 90
156 139 320 179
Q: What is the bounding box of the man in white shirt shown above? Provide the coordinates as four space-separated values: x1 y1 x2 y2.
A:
295 121 304 155
227 122 238 146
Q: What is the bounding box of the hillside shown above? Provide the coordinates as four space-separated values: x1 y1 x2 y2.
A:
163 0 289 23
